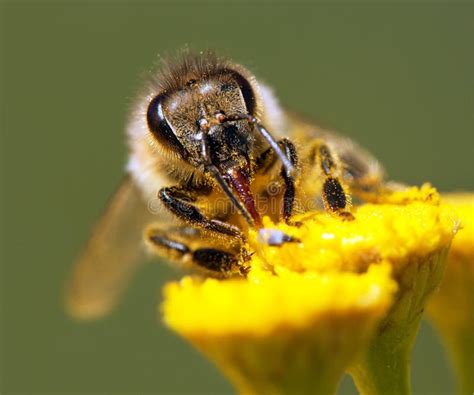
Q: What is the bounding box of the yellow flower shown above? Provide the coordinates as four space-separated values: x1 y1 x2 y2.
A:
161 185 457 395
344 186 458 395
164 265 395 395
427 193 474 395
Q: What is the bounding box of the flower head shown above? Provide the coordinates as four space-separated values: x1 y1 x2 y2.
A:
161 185 457 395
163 252 395 395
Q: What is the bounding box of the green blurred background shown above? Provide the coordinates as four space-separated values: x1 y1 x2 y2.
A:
1 1 473 394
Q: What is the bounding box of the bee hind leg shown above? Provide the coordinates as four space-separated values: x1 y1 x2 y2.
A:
309 140 354 220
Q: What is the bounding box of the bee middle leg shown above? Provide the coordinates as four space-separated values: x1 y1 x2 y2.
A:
255 138 298 223
145 225 248 276
308 140 354 220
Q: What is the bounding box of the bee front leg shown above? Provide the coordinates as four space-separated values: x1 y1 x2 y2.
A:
145 226 248 276
279 138 298 223
309 141 354 220
159 186 244 239
255 138 299 223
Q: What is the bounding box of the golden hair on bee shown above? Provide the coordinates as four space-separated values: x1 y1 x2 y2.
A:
149 51 254 100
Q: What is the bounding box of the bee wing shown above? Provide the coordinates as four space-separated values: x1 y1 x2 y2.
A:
66 176 154 320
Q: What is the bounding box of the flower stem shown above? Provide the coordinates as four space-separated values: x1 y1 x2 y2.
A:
350 248 449 395
349 327 414 395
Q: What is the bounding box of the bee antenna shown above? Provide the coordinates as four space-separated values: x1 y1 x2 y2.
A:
200 134 255 228
222 114 295 176
248 116 295 176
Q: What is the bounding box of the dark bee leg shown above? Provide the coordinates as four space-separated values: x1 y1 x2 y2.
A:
145 226 248 276
280 139 298 222
255 138 298 223
309 141 354 220
193 249 240 274
159 186 244 239
146 229 191 261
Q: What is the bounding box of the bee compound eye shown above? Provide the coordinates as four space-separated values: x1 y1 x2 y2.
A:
147 94 187 157
224 69 256 116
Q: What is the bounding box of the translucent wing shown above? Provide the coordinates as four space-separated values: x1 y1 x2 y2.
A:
65 176 153 320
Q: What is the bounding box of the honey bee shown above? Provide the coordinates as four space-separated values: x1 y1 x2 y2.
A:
66 51 384 319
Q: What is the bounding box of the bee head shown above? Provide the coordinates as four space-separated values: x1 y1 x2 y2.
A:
144 53 291 228
146 67 261 177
